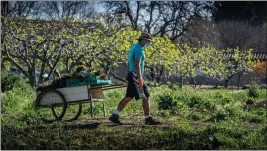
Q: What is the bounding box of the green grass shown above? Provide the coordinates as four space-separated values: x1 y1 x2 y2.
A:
1 82 267 149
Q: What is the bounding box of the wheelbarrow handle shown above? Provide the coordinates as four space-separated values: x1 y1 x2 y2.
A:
90 84 126 90
103 85 126 90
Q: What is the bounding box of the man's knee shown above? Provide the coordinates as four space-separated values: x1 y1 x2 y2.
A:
118 97 132 105
142 97 149 102
123 97 133 103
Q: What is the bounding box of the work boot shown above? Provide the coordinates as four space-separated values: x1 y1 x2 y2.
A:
145 117 161 125
108 114 122 124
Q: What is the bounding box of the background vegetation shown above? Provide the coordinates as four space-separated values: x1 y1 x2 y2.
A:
1 73 266 149
1 1 266 150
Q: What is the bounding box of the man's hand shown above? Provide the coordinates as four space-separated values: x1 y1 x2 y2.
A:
126 80 128 87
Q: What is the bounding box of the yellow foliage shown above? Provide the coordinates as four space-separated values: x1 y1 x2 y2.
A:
253 61 267 77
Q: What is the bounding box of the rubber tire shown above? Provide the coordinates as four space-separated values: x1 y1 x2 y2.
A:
63 104 82 122
35 89 67 122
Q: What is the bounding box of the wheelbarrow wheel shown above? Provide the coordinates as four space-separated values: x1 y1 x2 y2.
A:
35 89 67 122
62 104 82 122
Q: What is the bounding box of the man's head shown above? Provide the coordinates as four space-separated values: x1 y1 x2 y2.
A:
137 32 152 48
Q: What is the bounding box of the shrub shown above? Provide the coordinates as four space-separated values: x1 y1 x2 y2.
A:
1 78 40 126
175 101 188 110
248 85 260 98
1 70 22 92
188 94 215 111
188 112 206 121
223 103 241 117
158 91 178 111
188 94 204 108
209 106 228 122
158 110 171 117
248 114 265 123
176 93 190 103
253 108 266 116
246 97 255 105
215 92 234 105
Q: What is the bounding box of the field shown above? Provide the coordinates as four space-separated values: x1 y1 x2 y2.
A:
2 1 267 150
1 82 267 150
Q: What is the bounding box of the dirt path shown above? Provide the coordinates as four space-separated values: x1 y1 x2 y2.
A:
65 117 260 130
67 117 173 129
63 117 216 130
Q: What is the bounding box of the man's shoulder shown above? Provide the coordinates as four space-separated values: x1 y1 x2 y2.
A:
131 44 142 52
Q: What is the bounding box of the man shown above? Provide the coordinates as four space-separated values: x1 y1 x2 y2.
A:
109 32 161 125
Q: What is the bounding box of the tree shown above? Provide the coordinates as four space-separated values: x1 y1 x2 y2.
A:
1 1 9 17
94 28 141 81
173 43 255 89
212 1 267 25
1 1 96 20
177 20 222 49
1 17 73 86
56 19 107 74
190 43 224 88
103 1 213 41
1 1 37 18
179 19 266 54
3 15 256 89
253 61 267 83
175 44 195 88
145 36 179 85
221 48 255 88
216 20 266 52
39 1 95 20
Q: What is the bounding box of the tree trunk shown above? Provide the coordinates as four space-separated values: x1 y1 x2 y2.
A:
66 57 71 74
179 75 183 88
156 76 161 83
150 67 155 81
192 77 197 88
224 79 229 89
1 1 9 17
31 50 38 87
28 67 36 87
224 74 235 89
237 72 243 89
156 66 164 83
32 68 37 87
214 79 220 88
198 76 207 88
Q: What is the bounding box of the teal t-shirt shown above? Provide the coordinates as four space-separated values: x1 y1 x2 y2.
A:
128 43 145 74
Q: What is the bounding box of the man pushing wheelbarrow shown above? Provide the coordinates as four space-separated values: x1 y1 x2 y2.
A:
109 32 161 125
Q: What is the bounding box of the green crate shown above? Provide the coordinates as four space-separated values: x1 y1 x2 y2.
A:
66 76 112 87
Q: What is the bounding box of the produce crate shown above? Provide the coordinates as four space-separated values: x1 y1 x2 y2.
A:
91 87 104 100
66 76 111 87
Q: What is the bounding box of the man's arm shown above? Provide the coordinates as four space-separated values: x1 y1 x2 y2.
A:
134 59 143 89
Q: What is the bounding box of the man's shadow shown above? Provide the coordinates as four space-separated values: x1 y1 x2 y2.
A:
70 122 101 129
71 122 138 129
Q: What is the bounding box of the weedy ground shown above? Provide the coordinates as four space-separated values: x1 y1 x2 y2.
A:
1 82 267 149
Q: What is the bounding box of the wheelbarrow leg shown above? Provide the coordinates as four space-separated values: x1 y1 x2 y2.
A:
102 101 106 117
90 101 93 118
87 84 94 118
